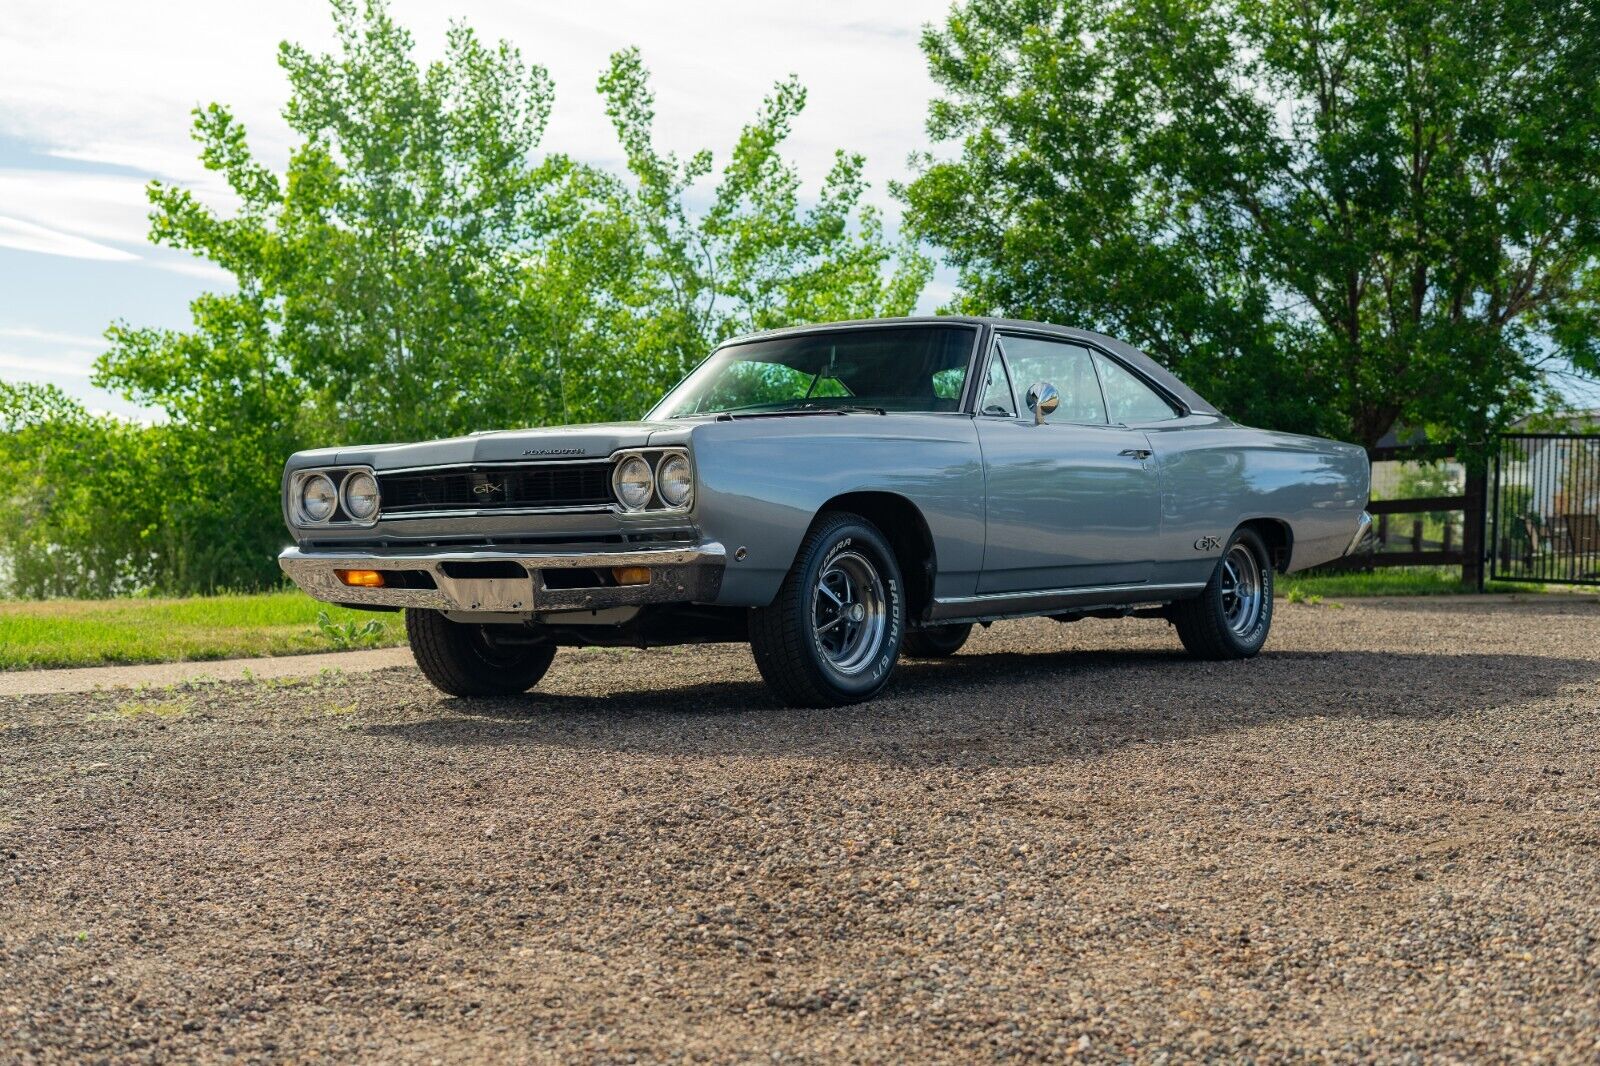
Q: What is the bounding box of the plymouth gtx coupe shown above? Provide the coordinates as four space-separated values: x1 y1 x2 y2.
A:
279 317 1371 706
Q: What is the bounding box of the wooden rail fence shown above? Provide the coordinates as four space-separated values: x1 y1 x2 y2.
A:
1319 446 1487 589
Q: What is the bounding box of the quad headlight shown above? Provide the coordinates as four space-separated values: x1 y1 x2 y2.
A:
612 455 655 511
610 450 693 512
292 467 379 526
299 473 338 523
655 453 693 508
342 471 380 521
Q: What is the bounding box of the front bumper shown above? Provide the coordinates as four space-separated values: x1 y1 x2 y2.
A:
279 543 725 615
1344 511 1374 556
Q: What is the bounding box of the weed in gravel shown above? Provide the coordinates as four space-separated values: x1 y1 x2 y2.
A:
90 698 192 722
250 675 306 691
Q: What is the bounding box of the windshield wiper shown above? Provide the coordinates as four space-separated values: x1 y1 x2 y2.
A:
711 403 887 421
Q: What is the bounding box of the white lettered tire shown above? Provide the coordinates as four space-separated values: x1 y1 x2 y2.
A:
749 512 906 707
1170 527 1274 659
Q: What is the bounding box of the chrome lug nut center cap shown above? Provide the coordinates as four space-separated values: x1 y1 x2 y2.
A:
847 602 867 623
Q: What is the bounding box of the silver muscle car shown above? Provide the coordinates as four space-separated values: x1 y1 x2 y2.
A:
279 317 1371 706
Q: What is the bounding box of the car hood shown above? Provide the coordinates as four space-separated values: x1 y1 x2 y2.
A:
289 421 693 472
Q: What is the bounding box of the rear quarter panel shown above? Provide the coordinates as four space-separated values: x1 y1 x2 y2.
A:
1143 417 1370 582
686 414 985 606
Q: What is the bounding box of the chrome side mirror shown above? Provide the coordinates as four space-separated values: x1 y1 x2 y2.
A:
1026 382 1060 425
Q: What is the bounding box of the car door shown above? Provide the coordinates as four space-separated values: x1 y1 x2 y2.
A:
974 334 1161 593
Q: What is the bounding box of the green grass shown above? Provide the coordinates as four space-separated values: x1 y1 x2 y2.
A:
0 591 405 670
1 568 1584 671
1277 566 1553 599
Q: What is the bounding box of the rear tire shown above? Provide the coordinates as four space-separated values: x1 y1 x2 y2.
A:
749 512 906 707
405 608 556 697
1170 527 1274 660
903 622 973 658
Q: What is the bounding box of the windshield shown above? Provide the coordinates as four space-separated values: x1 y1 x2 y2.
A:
649 324 978 418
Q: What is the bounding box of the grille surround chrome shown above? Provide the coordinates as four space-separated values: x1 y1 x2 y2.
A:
376 459 615 517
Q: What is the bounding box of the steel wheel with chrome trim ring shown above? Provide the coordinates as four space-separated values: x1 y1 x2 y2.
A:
750 511 906 707
1170 525 1274 660
1218 541 1264 637
811 550 890 675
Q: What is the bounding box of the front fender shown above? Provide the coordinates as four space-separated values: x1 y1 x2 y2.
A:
687 414 985 606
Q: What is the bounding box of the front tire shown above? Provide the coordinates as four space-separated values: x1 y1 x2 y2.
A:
749 512 906 707
1170 527 1274 660
405 608 556 697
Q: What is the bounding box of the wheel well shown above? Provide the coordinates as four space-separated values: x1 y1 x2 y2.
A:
1241 518 1293 572
817 492 937 619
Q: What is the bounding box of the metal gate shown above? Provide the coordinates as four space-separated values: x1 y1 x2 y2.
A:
1491 433 1600 585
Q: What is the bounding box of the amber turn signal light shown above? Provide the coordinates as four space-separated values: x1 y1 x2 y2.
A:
335 569 386 588
611 566 651 586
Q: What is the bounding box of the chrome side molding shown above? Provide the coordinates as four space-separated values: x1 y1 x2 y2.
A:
928 581 1206 623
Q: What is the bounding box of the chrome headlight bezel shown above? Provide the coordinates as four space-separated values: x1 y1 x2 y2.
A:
608 448 694 514
289 466 380 527
611 455 656 512
298 472 338 524
655 452 694 509
341 470 381 522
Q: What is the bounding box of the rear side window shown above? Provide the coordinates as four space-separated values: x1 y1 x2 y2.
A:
1094 353 1181 423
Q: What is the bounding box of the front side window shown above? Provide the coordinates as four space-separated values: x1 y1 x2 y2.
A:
650 325 976 418
1093 353 1181 423
977 350 1016 417
998 336 1107 424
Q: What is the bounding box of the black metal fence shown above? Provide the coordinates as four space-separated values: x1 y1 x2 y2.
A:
1491 433 1600 586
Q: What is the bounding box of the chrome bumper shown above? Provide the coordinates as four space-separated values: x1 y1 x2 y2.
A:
1344 511 1374 556
279 543 725 615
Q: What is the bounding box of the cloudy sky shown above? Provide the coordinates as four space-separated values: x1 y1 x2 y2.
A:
0 0 954 417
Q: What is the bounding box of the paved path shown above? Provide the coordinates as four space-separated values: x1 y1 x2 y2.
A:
0 646 414 696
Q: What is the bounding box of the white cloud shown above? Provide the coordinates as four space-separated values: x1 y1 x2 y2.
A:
0 169 153 246
0 349 96 378
0 170 240 277
1 0 948 204
0 325 108 348
0 215 138 261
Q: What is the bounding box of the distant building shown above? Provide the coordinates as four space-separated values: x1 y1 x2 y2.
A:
1501 410 1600 521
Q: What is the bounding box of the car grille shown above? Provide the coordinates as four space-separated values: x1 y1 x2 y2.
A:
377 461 614 514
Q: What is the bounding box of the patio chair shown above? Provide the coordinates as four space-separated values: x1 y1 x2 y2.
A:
1564 513 1600 553
1563 513 1600 577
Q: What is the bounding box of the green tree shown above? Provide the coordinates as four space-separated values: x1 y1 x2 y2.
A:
98 2 926 440
552 48 929 420
1 0 926 596
899 0 1600 447
100 0 582 445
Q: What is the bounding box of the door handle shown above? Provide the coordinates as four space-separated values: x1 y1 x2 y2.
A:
1119 448 1152 460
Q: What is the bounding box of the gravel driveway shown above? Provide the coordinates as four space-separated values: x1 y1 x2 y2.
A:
3 596 1598 1063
